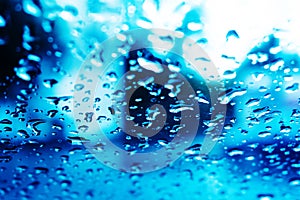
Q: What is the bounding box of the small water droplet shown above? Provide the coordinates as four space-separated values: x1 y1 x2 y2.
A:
47 110 58 118
0 15 6 27
228 148 244 156
14 65 41 81
285 83 299 93
0 156 12 163
84 112 94 123
74 84 84 91
264 58 284 71
257 194 274 200
187 22 203 31
289 177 300 186
17 130 29 138
34 167 49 174
245 98 260 107
59 5 78 21
43 79 58 88
226 30 239 41
106 72 118 82
60 180 72 188
184 144 201 155
0 119 12 124
23 0 42 17
247 52 269 64
223 70 236 79
219 87 247 104
137 58 163 73
258 131 271 138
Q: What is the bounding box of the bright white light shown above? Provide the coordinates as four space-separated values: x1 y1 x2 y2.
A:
140 0 204 30
202 0 300 73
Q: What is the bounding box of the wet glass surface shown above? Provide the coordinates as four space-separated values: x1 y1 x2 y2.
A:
0 0 300 199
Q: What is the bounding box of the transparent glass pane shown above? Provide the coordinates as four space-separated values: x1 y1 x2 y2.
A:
0 0 299 199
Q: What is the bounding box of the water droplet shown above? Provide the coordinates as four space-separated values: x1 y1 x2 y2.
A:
16 166 28 173
23 0 42 17
253 106 270 118
219 87 247 104
247 52 269 64
0 138 10 144
59 6 78 21
269 46 281 54
17 130 29 138
264 58 284 71
3 127 12 132
166 64 180 74
67 136 89 145
52 124 62 131
184 144 201 155
223 70 236 79
43 79 58 88
226 30 239 41
137 58 163 73
0 156 12 163
26 181 39 191
289 177 300 186
170 106 193 113
45 96 72 105
0 15 6 27
106 72 118 82
228 148 244 156
157 139 169 146
84 112 94 123
74 84 84 91
245 98 260 107
0 119 12 124
60 180 72 188
34 167 49 174
14 65 41 81
47 110 58 118
258 131 271 138
285 83 299 93
82 97 90 102
245 156 255 161
42 20 52 33
27 119 45 135
257 194 274 200
280 125 291 133
187 22 203 31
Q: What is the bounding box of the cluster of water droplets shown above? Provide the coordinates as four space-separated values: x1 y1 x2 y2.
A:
0 0 299 199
